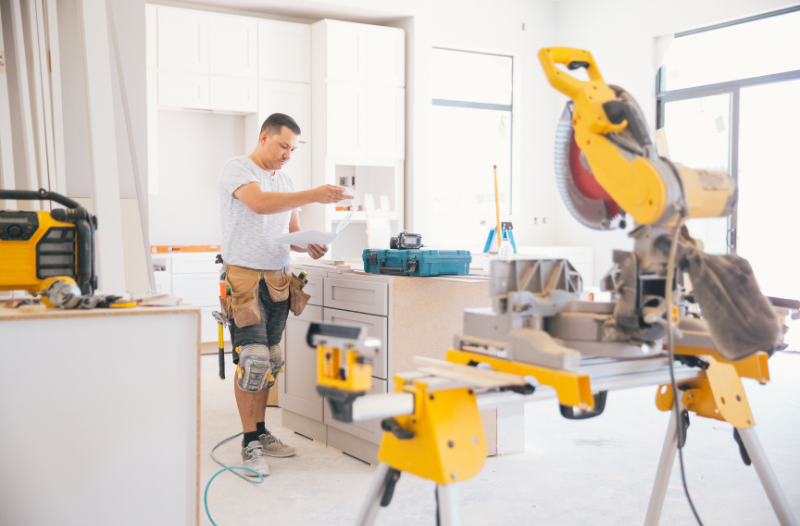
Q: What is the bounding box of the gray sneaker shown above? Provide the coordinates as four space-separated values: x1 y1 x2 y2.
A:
241 440 270 477
259 433 296 457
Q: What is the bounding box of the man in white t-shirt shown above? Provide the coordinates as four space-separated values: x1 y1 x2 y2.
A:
219 113 352 476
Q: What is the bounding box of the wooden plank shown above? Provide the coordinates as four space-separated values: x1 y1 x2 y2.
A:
412 356 527 388
3 0 40 205
31 0 56 196
78 0 126 292
45 0 67 195
0 10 16 206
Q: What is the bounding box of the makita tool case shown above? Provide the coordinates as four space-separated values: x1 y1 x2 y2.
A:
362 249 471 277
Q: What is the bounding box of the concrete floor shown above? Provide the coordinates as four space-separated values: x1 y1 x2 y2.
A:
200 352 800 526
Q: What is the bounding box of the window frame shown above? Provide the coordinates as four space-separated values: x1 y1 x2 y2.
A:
431 46 515 215
655 6 800 253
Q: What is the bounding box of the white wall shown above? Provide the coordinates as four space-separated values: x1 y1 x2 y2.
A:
148 110 245 246
554 0 800 286
383 0 560 248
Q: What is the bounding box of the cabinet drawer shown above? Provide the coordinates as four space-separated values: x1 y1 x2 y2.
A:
324 278 387 316
280 305 324 421
323 308 387 379
158 71 209 110
200 306 229 343
171 253 220 274
172 273 219 306
302 275 323 306
210 76 258 113
324 377 387 445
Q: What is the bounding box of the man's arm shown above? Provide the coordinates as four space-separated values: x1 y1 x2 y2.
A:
234 183 352 215
288 212 328 259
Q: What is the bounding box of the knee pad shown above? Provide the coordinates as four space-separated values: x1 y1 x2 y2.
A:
237 344 270 393
266 344 284 388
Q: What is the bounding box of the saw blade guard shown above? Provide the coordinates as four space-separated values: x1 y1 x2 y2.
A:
554 102 625 230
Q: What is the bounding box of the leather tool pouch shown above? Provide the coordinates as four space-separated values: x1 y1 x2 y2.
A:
289 273 311 317
227 265 261 327
263 269 290 303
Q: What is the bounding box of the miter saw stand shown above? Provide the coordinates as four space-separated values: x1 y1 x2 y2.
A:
310 256 799 526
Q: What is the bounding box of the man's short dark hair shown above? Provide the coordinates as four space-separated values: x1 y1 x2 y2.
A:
261 113 301 138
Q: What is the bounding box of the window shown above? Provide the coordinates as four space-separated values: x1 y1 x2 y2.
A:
657 7 800 301
430 47 513 247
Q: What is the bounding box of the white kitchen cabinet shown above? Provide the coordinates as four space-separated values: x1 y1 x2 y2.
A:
259 81 310 137
281 305 324 421
158 71 210 110
366 26 404 87
259 20 311 83
210 14 258 78
323 308 388 379
286 141 311 192
171 273 219 307
327 82 367 158
367 86 404 160
323 20 367 83
157 7 209 74
145 5 157 70
210 77 258 113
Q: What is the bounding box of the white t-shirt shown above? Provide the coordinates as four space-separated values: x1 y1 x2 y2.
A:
219 156 299 270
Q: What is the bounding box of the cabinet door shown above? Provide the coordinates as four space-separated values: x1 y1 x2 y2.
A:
158 72 210 110
285 141 311 192
326 20 367 83
209 14 257 78
157 7 209 74
171 273 219 306
327 82 367 158
145 5 157 70
259 81 310 138
323 376 387 444
367 86 404 160
280 305 324 421
259 20 310 83
210 77 258 113
323 308 388 379
366 26 404 87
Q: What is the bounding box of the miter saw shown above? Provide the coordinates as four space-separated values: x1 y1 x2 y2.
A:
303 48 797 526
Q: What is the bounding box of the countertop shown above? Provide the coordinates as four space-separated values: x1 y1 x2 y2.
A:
0 303 201 321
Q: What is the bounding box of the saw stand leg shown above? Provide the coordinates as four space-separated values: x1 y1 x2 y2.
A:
354 462 463 526
644 403 798 526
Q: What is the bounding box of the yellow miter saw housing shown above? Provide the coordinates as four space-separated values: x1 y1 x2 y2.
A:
539 47 736 228
0 189 98 298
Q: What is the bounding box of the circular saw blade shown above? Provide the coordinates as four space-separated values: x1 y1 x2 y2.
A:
554 102 625 230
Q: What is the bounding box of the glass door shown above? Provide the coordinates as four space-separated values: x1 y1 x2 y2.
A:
662 93 732 255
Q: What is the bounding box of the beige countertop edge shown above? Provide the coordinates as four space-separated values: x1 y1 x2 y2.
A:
290 264 489 283
0 303 202 321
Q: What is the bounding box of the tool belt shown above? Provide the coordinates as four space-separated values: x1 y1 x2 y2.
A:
222 263 310 327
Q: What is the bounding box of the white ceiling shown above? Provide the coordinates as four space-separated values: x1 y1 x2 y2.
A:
159 0 413 24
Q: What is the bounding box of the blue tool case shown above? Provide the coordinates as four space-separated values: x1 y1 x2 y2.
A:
362 249 472 277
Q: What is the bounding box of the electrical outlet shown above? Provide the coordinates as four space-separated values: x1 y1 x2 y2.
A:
533 217 538 225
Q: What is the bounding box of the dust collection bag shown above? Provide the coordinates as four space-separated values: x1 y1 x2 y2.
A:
679 245 781 361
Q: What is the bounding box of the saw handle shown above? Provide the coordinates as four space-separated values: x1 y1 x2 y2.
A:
538 47 605 99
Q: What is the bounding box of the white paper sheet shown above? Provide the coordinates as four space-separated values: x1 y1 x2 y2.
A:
272 189 358 247
271 230 337 246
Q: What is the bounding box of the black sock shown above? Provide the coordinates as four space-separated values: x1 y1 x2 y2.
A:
243 431 260 447
256 422 268 436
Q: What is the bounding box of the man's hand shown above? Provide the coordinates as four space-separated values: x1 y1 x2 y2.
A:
307 244 328 260
311 185 354 204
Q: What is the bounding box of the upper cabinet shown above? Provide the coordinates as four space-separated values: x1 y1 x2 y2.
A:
325 21 367 83
312 20 405 161
366 26 404 87
209 14 258 78
259 20 311 83
145 4 157 70
157 7 209 74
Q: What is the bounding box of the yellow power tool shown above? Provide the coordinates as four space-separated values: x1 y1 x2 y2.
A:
0 189 98 298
